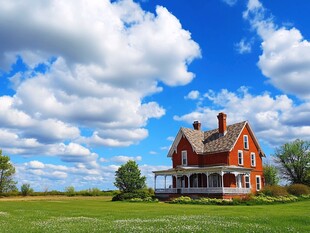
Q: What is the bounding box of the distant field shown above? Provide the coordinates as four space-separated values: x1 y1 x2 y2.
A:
0 196 309 232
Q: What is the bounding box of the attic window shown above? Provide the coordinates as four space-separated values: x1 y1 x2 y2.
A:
181 150 187 166
243 135 249 149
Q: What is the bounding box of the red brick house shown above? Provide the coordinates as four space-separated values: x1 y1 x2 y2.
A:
153 112 265 199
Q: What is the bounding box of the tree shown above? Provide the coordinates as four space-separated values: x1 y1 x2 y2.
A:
21 183 33 196
114 160 146 193
263 164 279 186
273 139 310 186
0 150 17 194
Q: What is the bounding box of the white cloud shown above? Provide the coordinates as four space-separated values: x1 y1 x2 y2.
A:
111 155 142 163
16 160 168 191
0 0 200 158
27 160 45 169
244 0 310 99
99 158 109 163
235 38 252 54
222 0 238 7
185 90 200 100
174 87 310 147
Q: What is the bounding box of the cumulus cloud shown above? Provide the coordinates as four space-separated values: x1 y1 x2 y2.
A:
15 159 166 191
244 0 310 99
174 87 310 146
0 0 200 158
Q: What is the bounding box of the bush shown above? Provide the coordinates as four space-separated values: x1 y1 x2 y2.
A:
77 188 103 196
252 193 298 204
112 189 152 201
260 185 289 197
65 186 76 197
287 184 310 196
170 195 301 205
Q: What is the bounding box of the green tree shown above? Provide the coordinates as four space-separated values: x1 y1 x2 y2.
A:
21 183 34 196
273 139 310 186
65 186 76 196
114 160 146 193
263 164 279 186
0 150 17 194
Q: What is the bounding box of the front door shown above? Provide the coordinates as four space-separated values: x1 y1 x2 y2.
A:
236 174 242 188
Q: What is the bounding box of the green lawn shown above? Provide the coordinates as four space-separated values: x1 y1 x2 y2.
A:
0 196 309 232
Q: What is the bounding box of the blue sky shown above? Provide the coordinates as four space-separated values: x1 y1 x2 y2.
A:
1 0 310 191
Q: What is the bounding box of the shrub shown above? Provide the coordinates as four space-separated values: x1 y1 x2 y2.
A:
65 186 76 197
252 194 298 204
287 184 310 196
78 188 103 196
47 190 64 195
260 185 289 197
112 189 152 201
170 196 192 204
147 188 155 195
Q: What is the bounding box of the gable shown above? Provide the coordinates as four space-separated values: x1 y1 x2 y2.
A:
231 122 265 157
167 128 204 157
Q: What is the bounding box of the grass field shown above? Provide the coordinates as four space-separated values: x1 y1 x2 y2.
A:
0 196 309 233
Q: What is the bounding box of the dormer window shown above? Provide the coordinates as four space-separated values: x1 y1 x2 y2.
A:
181 150 187 166
243 135 249 149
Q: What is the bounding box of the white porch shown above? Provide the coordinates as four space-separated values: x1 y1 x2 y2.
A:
153 165 252 196
155 187 251 194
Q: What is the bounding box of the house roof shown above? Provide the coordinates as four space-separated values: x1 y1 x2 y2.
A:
168 121 265 157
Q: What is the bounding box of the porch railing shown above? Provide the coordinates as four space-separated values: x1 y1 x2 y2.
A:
155 187 251 194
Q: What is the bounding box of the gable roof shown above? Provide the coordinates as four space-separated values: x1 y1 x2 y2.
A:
168 121 265 157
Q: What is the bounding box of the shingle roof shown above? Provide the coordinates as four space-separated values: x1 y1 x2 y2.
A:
181 121 247 154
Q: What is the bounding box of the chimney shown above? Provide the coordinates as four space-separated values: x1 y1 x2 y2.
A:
217 112 227 136
193 120 201 130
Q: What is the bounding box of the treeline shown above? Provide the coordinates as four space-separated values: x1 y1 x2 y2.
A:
1 186 119 197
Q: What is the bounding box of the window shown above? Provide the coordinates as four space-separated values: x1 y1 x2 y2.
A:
181 150 187 166
256 175 261 191
238 150 243 165
244 135 249 149
245 175 250 188
251 153 256 167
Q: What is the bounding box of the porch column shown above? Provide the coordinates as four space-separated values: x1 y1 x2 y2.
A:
154 175 157 190
196 174 199 188
221 171 224 193
206 172 209 188
187 174 191 189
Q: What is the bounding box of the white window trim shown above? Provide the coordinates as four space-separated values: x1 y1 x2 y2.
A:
244 135 249 149
181 150 187 166
251 152 256 167
245 175 251 189
256 175 261 191
238 150 244 166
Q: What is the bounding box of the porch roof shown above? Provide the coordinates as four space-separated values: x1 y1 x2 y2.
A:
153 165 252 176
